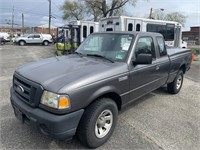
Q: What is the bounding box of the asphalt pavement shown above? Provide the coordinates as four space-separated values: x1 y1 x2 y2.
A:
0 44 200 150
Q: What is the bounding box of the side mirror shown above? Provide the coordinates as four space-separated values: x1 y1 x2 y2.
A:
134 54 152 65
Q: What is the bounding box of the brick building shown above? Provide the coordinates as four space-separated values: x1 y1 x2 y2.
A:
0 24 57 36
33 24 57 36
182 26 200 45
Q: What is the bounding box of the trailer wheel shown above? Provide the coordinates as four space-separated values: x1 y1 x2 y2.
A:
167 70 183 94
77 98 118 148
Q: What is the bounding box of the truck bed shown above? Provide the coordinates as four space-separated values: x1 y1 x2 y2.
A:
167 48 191 57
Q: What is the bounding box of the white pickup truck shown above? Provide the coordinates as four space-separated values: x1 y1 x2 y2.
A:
15 34 53 46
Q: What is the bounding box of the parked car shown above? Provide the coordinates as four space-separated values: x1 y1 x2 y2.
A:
15 34 53 46
181 40 188 48
10 32 192 148
0 36 6 45
0 32 10 42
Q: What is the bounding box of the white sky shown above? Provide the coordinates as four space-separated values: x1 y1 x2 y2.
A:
0 0 199 31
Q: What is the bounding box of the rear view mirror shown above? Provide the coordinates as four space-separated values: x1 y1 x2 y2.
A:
134 54 152 65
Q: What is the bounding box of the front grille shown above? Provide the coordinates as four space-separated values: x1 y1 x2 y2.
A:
13 73 43 107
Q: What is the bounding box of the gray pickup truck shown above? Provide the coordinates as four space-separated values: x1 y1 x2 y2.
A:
10 32 192 148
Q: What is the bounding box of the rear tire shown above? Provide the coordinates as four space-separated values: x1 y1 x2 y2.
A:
19 40 25 46
77 98 118 148
167 70 183 94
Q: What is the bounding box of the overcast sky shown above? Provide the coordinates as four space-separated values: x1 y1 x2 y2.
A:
0 0 199 31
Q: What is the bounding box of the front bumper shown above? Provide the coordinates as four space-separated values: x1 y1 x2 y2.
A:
10 88 84 140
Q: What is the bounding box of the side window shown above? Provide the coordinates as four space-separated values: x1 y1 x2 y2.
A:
128 23 133 31
90 26 94 34
83 26 87 38
135 37 156 58
34 35 40 38
28 35 34 38
156 36 167 56
136 24 140 31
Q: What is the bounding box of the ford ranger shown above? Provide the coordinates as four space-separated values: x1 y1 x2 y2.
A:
10 32 192 148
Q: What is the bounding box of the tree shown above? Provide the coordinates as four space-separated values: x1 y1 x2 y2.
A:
85 0 137 17
165 12 187 26
150 11 187 26
60 1 85 20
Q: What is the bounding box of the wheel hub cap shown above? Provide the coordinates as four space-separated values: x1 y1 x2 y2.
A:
176 75 182 89
95 109 113 138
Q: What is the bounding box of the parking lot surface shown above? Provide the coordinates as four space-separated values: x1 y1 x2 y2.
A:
0 44 200 150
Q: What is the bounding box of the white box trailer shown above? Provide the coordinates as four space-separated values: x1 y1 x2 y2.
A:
99 16 183 47
69 20 99 42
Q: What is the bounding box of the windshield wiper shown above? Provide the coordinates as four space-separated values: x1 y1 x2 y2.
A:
86 54 114 63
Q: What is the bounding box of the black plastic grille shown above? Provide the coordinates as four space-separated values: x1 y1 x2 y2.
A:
13 73 43 107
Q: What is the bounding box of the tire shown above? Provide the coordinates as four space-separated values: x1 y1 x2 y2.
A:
77 98 118 148
167 70 184 94
43 41 49 46
19 40 25 46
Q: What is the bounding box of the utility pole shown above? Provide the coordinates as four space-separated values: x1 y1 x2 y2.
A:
149 8 153 19
11 6 14 35
48 0 51 34
22 13 24 34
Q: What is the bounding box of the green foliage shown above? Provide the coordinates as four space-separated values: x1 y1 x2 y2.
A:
165 12 187 26
60 1 85 20
151 11 187 26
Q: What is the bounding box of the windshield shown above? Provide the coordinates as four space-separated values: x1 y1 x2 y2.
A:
76 33 134 62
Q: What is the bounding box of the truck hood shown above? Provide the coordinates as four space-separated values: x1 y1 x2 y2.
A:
16 54 128 93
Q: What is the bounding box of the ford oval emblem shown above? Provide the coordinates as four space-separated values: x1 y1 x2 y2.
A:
17 85 24 93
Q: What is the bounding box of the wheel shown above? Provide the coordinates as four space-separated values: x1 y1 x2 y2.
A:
77 98 118 148
43 41 49 46
167 70 184 94
19 40 25 46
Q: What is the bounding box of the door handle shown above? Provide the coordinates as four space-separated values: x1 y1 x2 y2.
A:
155 66 160 70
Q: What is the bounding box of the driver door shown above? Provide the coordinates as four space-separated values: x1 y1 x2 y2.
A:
129 36 160 101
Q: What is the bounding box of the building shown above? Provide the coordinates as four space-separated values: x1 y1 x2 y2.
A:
33 24 57 36
182 26 200 45
0 24 57 36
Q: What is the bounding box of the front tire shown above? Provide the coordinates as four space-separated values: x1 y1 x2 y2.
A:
19 40 25 46
167 70 184 94
77 98 118 148
43 41 49 46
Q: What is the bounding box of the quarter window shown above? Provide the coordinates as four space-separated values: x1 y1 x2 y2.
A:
156 37 167 56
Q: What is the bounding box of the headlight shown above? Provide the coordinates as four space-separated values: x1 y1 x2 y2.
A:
41 90 71 109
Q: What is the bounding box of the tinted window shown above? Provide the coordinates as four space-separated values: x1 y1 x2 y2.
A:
28 35 34 38
135 37 156 58
136 24 140 31
147 23 175 41
128 23 133 31
156 36 167 56
83 26 87 38
90 26 94 34
106 28 113 31
34 35 40 38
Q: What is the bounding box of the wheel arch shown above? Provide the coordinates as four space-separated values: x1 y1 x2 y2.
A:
19 40 26 44
86 87 122 111
179 64 186 74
